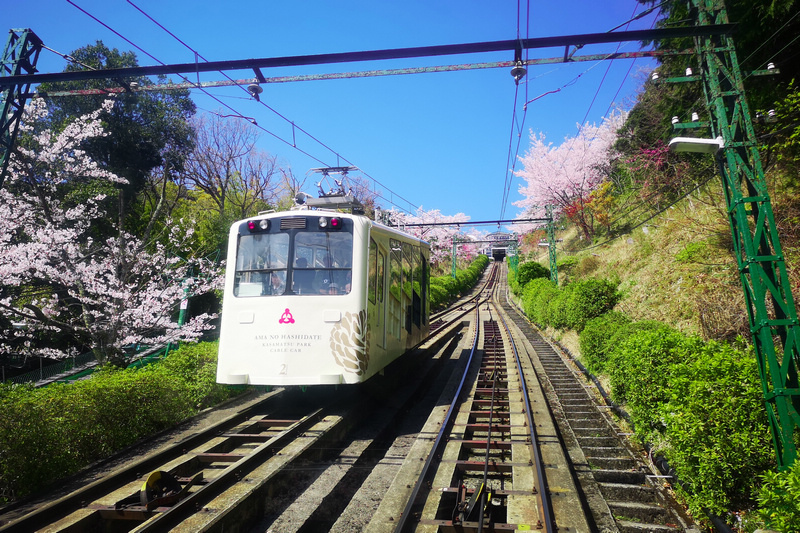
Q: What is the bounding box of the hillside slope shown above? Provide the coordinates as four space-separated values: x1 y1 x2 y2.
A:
528 173 799 351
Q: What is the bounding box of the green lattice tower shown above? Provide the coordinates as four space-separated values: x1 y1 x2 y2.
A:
546 204 558 285
0 29 42 187
692 0 800 469
451 239 457 279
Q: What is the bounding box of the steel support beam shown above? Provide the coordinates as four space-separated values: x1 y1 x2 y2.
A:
546 205 558 285
33 50 691 99
0 26 733 89
0 28 42 187
692 0 800 469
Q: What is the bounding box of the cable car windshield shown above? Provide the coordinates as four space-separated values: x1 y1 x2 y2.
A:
292 232 352 295
233 233 289 297
232 218 353 297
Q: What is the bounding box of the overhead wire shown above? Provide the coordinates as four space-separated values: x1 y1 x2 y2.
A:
64 0 420 214
61 1 793 226
507 2 653 228
656 1 795 128
64 0 326 164
499 0 530 221
599 1 667 119
501 3 637 222
40 44 99 72
553 2 642 185
523 2 799 247
571 1 788 247
123 0 421 214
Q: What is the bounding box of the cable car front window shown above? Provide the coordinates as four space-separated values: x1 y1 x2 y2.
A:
293 232 353 295
233 233 289 296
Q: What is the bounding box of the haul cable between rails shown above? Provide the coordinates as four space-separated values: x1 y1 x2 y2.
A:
495 295 555 531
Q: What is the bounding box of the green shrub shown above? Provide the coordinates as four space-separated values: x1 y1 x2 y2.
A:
429 255 488 310
507 262 520 294
607 324 682 410
0 383 79 501
548 284 574 330
0 366 194 499
517 261 550 287
605 320 672 402
429 280 448 309
661 341 773 517
565 277 621 332
579 311 631 373
758 461 800 532
161 341 236 408
522 277 559 326
0 341 239 501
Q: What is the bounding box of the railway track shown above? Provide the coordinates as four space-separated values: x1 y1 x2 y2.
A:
369 267 587 533
0 387 338 532
0 269 491 533
0 262 699 532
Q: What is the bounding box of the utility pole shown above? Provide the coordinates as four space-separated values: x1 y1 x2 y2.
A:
0 29 42 187
682 0 800 469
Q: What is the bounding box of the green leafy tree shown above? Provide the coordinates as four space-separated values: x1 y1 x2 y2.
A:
39 41 196 228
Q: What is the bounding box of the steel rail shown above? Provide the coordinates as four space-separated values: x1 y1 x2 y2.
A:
494 298 555 532
135 409 325 531
478 328 501 533
394 296 483 532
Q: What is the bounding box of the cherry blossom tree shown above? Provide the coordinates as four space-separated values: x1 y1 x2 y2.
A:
514 111 626 241
383 208 475 269
0 99 222 365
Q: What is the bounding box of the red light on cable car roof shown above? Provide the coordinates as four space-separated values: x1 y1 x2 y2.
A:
319 217 343 230
247 219 270 232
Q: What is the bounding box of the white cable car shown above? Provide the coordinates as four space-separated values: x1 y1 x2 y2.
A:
216 207 430 386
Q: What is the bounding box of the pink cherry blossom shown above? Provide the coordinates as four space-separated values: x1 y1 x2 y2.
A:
0 100 222 364
383 207 478 267
513 111 626 240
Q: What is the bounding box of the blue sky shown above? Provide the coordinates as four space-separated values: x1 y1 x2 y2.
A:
6 0 660 224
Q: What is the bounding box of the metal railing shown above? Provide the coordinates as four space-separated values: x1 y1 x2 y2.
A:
5 352 97 385
3 344 174 387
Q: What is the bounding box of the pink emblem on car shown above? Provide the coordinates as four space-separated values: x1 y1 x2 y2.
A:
279 308 295 324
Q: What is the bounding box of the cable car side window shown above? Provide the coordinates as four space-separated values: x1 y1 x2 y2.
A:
377 249 385 303
368 238 377 304
234 232 289 297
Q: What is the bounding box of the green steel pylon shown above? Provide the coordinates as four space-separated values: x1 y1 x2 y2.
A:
451 239 457 279
546 205 558 285
0 29 42 188
692 0 800 469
